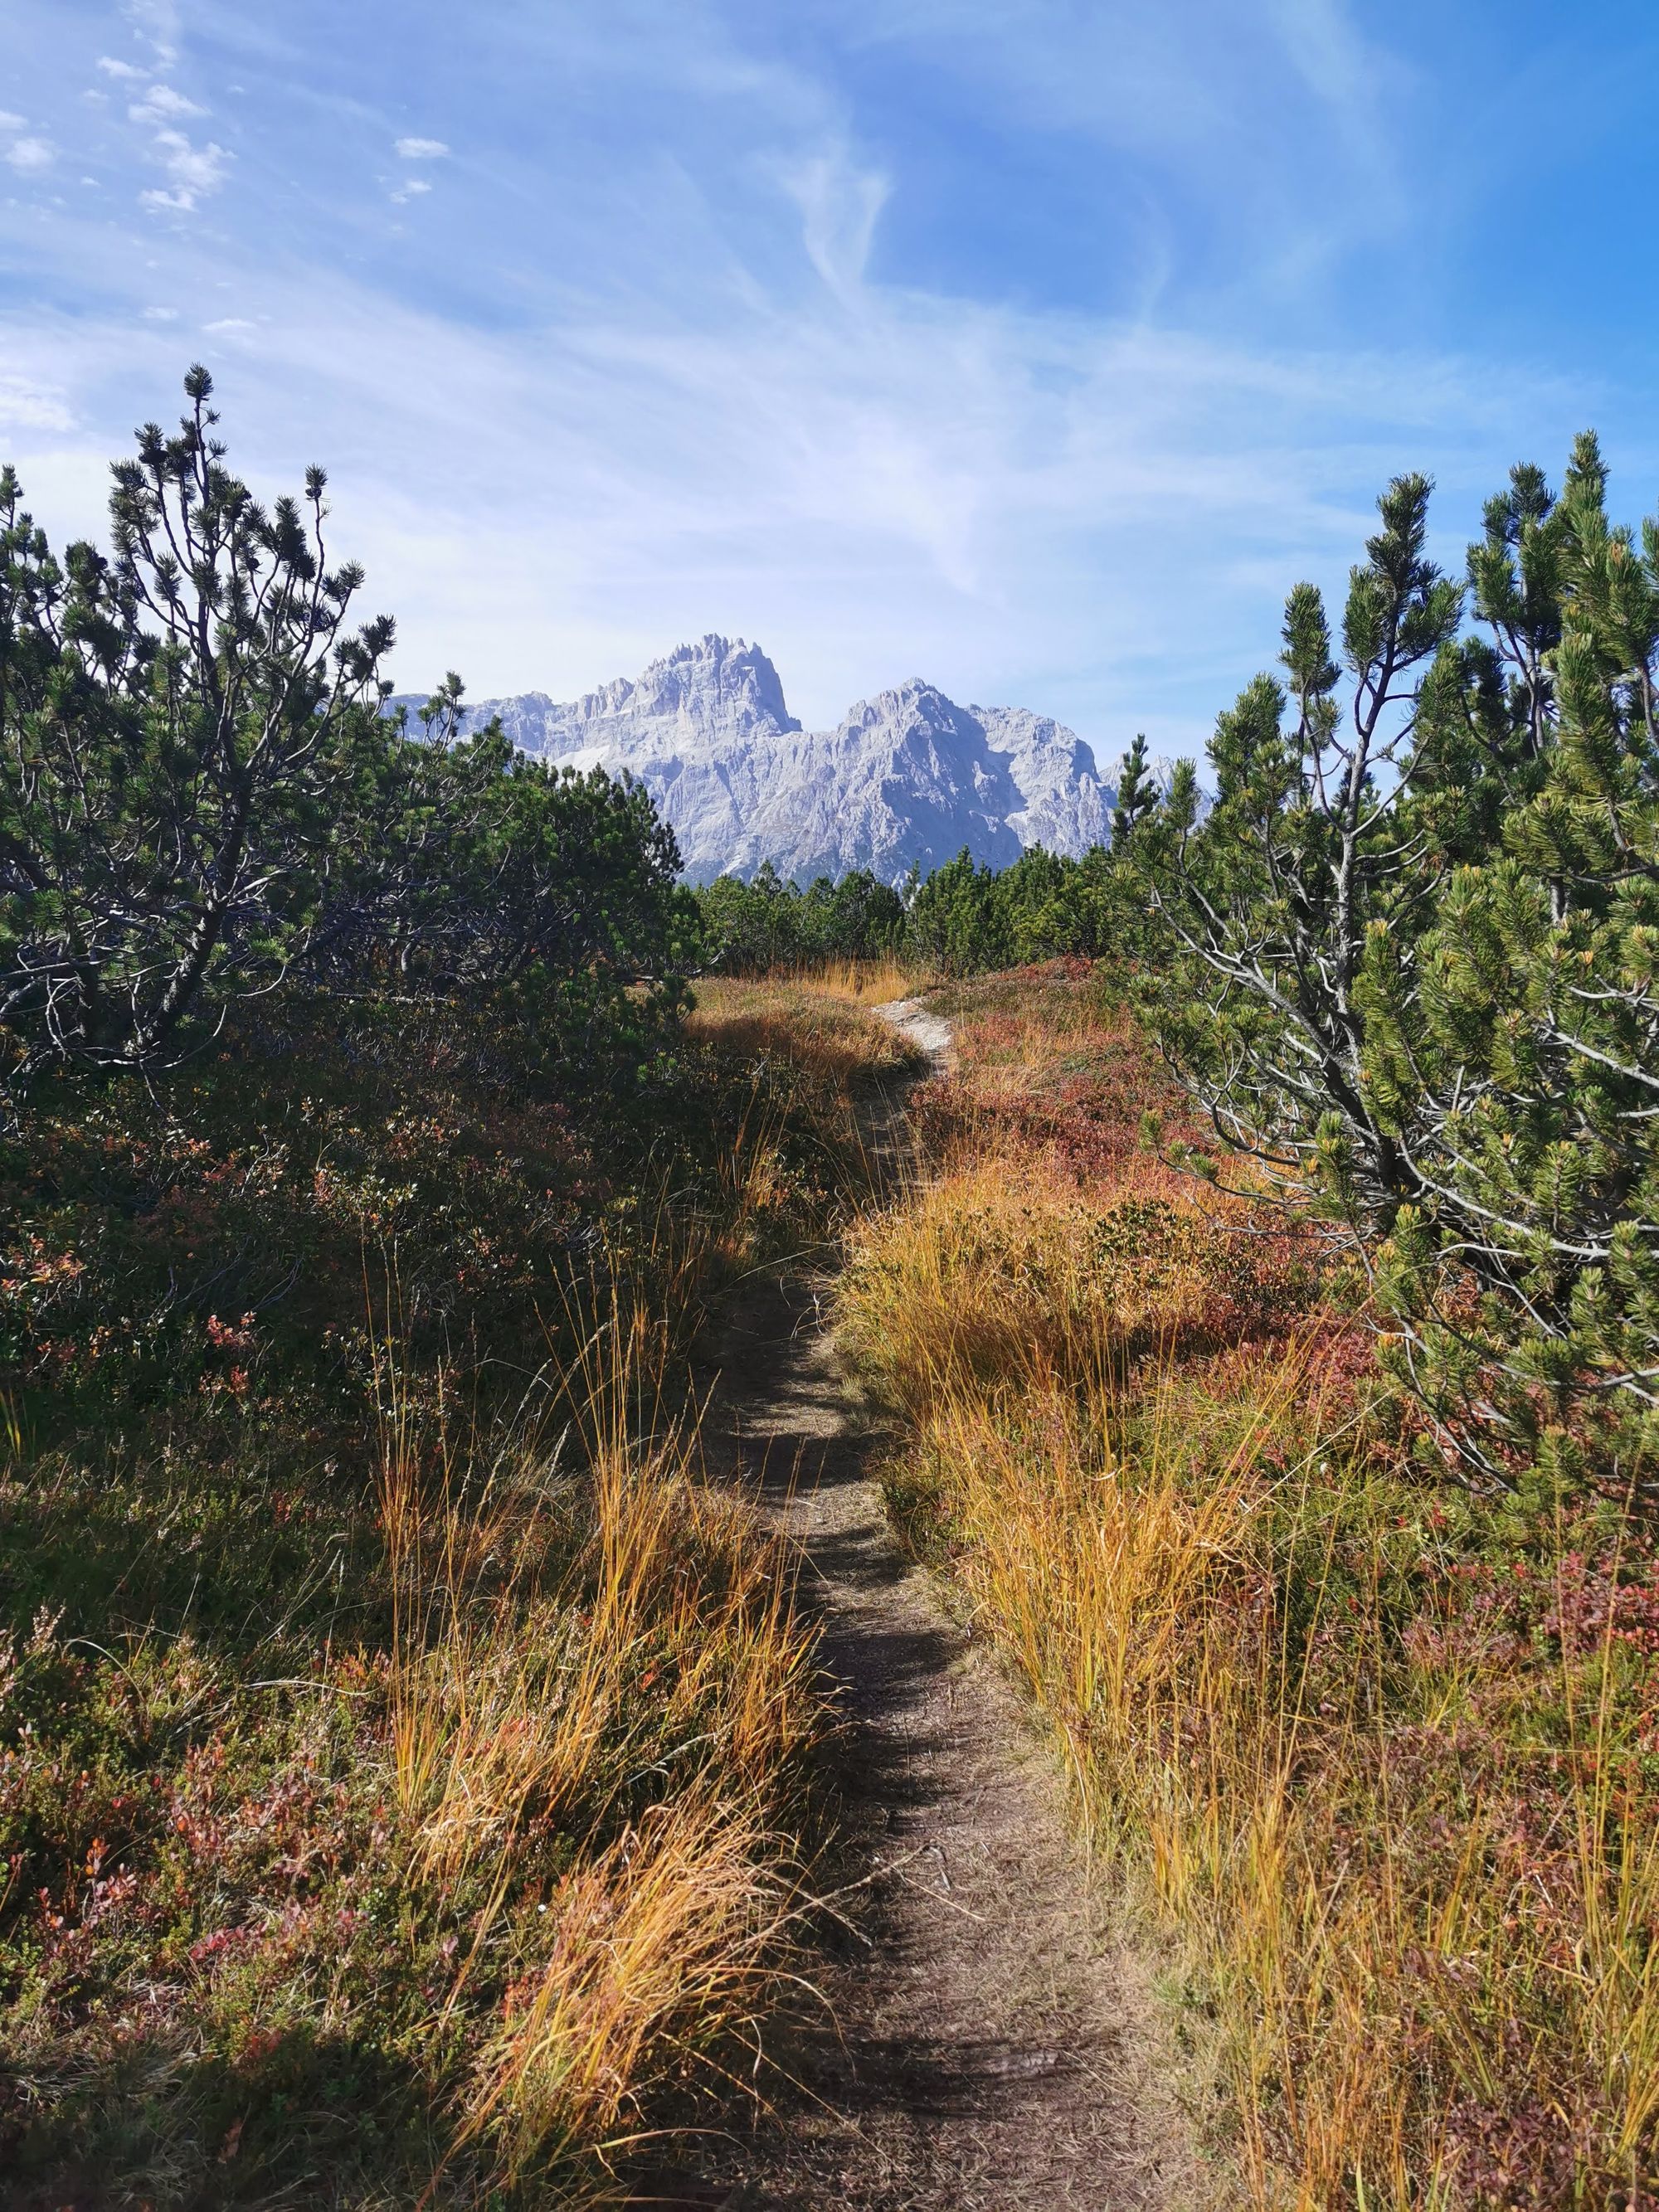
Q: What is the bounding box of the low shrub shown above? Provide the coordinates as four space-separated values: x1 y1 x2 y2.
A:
0 980 907 2204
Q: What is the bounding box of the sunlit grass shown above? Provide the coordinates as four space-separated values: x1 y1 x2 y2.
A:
839 971 1659 2208
784 955 923 1004
0 983 915 2206
688 974 925 1097
374 1282 820 2196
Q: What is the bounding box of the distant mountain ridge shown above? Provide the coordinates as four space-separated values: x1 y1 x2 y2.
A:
395 634 1123 887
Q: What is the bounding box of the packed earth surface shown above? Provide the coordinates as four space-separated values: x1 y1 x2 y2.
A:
675 999 1198 2212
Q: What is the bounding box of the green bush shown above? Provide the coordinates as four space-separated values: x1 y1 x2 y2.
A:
1131 440 1659 1493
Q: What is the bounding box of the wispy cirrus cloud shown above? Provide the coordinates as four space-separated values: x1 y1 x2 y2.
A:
0 0 1649 755
121 0 180 66
0 371 76 434
0 144 1574 747
779 146 889 298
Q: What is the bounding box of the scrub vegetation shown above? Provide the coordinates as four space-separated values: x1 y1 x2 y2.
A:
0 958 917 2205
7 375 1659 2209
831 440 1659 2205
841 966 1659 2205
0 377 913 2205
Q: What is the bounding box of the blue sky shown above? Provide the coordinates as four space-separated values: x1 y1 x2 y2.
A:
1 1 1656 754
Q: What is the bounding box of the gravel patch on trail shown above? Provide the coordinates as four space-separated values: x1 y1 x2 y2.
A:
656 1002 1202 2211
872 994 956 1068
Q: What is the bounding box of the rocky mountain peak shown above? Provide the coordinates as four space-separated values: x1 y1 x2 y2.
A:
398 640 1126 887
625 634 801 737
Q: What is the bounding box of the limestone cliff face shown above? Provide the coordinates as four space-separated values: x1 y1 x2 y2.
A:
406 634 1124 887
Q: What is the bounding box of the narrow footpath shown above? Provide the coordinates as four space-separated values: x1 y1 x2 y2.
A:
683 1000 1199 2212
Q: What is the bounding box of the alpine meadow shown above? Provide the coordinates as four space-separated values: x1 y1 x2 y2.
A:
5 3 1659 2207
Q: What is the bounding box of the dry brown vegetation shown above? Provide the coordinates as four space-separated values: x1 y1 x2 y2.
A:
688 969 922 1081
0 985 911 2207
839 966 1659 2210
789 956 921 1004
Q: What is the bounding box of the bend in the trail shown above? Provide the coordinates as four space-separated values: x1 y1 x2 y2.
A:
871 994 956 1072
670 994 1200 2212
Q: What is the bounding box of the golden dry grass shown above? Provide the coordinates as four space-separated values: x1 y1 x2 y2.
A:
0 979 927 2209
465 1787 785 2177
370 1257 822 2199
338 997 917 2199
368 984 923 2196
839 1146 1226 1411
839 976 1659 2209
688 974 923 1091
784 955 922 1004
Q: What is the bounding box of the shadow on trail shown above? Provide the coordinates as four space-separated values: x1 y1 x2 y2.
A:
638 1011 1194 2212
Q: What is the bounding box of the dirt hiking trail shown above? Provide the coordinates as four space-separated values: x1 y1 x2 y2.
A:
679 998 1199 2211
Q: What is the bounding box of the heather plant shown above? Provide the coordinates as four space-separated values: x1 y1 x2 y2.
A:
0 1305 819 2205
0 971 916 2203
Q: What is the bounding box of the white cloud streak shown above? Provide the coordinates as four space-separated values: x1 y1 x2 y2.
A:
121 0 181 66
129 85 207 123
0 180 1573 751
781 147 889 297
0 369 75 432
0 2 1613 755
139 126 231 212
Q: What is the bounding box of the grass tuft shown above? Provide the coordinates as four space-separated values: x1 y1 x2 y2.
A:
0 980 904 2205
839 969 1659 2209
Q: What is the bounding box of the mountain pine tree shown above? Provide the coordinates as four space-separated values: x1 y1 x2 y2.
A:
1111 732 1156 847
0 367 392 1076
1140 448 1659 1491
